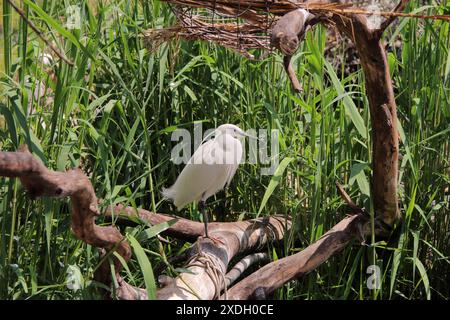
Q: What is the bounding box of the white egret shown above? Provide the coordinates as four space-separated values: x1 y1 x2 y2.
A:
28 53 56 115
162 124 254 242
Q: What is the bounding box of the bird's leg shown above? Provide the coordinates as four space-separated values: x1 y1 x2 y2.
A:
199 201 225 245
199 200 209 238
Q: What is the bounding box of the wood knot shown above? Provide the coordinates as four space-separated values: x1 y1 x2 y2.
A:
89 203 100 215
381 103 393 128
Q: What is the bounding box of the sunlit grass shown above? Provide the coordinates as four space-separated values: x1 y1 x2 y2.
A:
0 0 448 300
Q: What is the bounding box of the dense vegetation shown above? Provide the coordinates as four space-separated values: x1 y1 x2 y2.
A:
0 0 448 300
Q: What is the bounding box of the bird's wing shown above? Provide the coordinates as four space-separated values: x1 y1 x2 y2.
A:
190 139 216 165
162 135 244 209
164 140 222 209
224 137 243 187
209 134 244 188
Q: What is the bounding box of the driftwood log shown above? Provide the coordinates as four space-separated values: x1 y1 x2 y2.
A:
0 0 410 300
106 204 290 299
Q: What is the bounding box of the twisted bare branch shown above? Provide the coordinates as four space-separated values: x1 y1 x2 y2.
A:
225 214 369 299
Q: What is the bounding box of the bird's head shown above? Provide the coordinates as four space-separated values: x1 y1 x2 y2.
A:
215 124 257 139
39 53 54 67
38 53 56 79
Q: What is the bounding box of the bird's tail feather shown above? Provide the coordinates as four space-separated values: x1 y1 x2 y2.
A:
161 186 175 201
161 186 185 210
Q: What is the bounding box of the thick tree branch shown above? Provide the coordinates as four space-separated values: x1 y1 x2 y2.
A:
156 216 290 300
325 8 400 228
104 204 204 242
0 145 130 287
225 214 369 299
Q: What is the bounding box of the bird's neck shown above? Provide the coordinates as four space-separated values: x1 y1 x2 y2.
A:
215 133 238 151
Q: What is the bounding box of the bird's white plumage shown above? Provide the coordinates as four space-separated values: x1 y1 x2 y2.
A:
39 53 54 67
162 124 245 210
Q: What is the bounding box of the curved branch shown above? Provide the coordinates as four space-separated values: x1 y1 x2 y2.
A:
225 252 269 288
0 146 130 286
104 204 205 241
225 214 369 299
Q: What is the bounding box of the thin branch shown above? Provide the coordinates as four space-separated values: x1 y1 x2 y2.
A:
6 0 74 66
335 181 367 216
284 56 303 92
335 181 357 209
379 0 411 33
